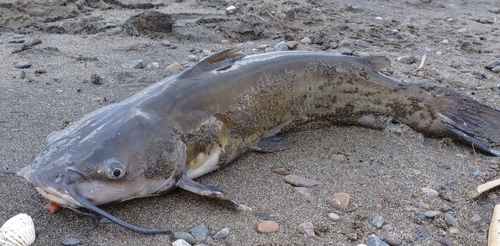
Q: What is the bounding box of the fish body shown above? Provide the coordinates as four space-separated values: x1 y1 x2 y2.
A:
16 49 500 233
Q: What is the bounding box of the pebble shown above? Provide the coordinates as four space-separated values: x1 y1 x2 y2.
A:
257 44 268 49
14 61 32 69
298 222 315 237
328 213 340 221
448 227 459 235
413 227 430 241
166 62 184 70
60 237 81 245
8 39 25 43
394 32 405 39
470 214 480 223
490 8 500 14
372 215 385 229
91 74 103 85
492 66 500 73
485 59 500 69
221 40 231 44
272 167 289 175
257 220 279 233
477 17 493 24
366 234 389 246
213 227 230 239
329 153 347 163
457 28 467 33
172 239 191 246
439 235 453 246
121 59 144 69
300 37 312 44
173 231 197 244
444 213 458 227
441 39 449 44
189 224 209 241
421 187 439 197
274 41 289 51
330 42 339 49
264 47 275 53
423 210 441 217
328 192 350 210
284 175 321 187
226 5 237 15
294 187 311 199
187 55 199 62
286 41 299 49
147 62 159 69
397 55 417 64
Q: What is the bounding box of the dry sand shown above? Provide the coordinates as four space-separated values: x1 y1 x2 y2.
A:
1 0 500 245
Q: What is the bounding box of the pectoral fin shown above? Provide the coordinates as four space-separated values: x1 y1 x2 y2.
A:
252 136 292 153
177 173 250 211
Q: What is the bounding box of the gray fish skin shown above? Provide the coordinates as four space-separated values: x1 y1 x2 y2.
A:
16 49 500 233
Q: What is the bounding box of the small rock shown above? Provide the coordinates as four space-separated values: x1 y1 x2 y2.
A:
147 62 159 69
441 39 449 44
272 167 289 175
8 39 25 43
366 234 389 246
60 237 81 245
221 39 231 44
329 153 347 163
372 215 385 229
257 220 279 233
15 62 32 69
477 17 493 24
328 213 340 221
422 187 439 197
397 55 417 64
485 59 500 69
257 44 268 50
172 239 191 246
413 227 430 241
353 41 371 49
328 192 350 210
447 227 459 235
394 32 405 39
226 5 237 15
381 224 393 231
264 47 275 53
187 55 199 62
470 214 480 223
444 213 459 227
492 66 500 73
90 74 103 85
439 235 454 246
166 62 184 70
274 41 289 51
457 28 467 33
123 11 174 36
298 222 315 237
286 41 299 49
417 70 425 77
213 227 230 239
284 175 321 187
490 8 500 14
423 211 441 218
35 69 47 74
330 42 339 49
173 232 197 245
294 187 311 199
121 59 144 69
189 224 209 241
300 37 312 44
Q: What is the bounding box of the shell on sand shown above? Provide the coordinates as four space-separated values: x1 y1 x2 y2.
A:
0 213 36 246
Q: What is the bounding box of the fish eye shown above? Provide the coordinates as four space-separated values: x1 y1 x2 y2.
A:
104 158 127 180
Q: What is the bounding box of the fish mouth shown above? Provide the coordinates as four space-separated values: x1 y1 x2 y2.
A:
19 166 171 234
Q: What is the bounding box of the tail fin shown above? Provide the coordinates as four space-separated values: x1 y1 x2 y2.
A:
404 85 500 156
437 90 500 156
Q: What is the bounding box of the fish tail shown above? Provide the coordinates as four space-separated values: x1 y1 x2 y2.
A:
396 84 500 156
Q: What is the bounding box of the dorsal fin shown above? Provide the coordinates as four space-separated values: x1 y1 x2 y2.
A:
177 49 245 79
361 56 391 70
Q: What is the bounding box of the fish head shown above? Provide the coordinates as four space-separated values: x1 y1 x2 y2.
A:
18 106 186 210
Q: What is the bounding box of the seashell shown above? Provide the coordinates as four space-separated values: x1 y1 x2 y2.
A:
0 213 36 246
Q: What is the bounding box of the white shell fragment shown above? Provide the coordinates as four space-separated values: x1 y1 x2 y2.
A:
0 213 36 246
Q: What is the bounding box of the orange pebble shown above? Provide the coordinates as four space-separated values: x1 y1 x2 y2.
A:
44 201 62 213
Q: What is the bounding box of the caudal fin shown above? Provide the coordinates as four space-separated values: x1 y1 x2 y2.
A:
433 87 500 156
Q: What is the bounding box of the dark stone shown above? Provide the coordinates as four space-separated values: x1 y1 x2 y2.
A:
123 11 174 36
